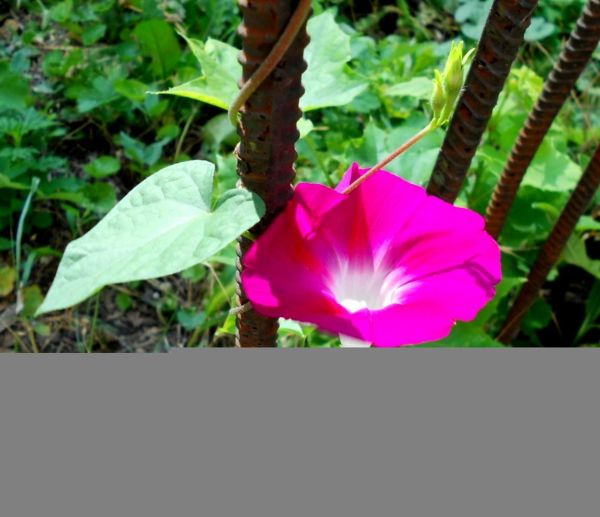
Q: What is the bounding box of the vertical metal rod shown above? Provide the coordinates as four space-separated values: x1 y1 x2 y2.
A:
497 143 600 344
426 0 538 203
234 0 309 347
485 0 600 239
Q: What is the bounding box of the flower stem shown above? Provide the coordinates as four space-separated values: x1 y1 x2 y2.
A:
342 123 433 195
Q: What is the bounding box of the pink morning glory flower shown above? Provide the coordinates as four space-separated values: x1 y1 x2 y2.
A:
241 163 502 347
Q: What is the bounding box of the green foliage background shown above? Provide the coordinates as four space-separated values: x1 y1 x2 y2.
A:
0 0 598 350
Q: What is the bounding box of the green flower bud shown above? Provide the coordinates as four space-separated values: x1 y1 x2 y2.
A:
443 41 465 103
430 70 446 125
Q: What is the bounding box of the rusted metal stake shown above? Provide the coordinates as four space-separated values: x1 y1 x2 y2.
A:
497 143 600 344
486 0 600 239
234 0 309 347
426 0 538 203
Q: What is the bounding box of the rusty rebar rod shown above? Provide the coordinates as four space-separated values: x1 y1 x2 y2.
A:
486 0 600 239
426 0 538 203
234 0 309 347
497 143 600 344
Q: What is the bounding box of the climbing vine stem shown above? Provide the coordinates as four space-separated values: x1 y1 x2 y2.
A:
228 0 313 127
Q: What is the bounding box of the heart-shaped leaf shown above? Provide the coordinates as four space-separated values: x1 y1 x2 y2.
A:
158 12 367 112
37 160 264 315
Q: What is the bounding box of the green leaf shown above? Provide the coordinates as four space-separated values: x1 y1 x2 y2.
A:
20 285 44 318
418 321 505 348
134 19 182 77
0 237 12 252
577 216 600 232
577 279 600 342
37 161 264 315
33 322 51 337
278 318 305 337
81 183 117 214
84 156 121 179
499 187 568 248
300 11 368 110
82 23 107 45
70 77 119 113
474 276 525 326
0 63 30 110
455 0 491 41
115 292 134 311
523 139 581 192
0 173 29 191
117 132 169 167
159 37 240 110
348 116 443 185
0 266 16 296
201 113 236 149
525 17 556 42
49 0 73 23
384 77 433 100
113 79 149 103
562 235 600 279
160 12 367 112
177 308 206 330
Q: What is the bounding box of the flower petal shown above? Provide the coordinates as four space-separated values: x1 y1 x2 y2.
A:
242 164 502 348
370 301 456 346
242 183 367 337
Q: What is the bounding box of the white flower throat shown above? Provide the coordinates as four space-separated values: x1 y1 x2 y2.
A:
330 263 410 313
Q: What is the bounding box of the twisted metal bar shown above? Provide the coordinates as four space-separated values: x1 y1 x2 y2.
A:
486 0 600 239
234 0 309 347
497 143 600 344
426 0 538 203
228 0 312 126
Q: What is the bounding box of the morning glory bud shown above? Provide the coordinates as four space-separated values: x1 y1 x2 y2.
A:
427 40 473 128
430 70 446 126
443 41 465 105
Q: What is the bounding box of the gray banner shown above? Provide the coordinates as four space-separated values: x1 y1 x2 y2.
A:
1 350 598 517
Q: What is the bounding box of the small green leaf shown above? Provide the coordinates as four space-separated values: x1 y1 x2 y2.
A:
134 19 182 77
0 237 12 252
0 173 29 191
82 183 117 214
474 276 525 326
0 63 30 110
349 116 443 185
525 18 556 42
82 23 107 46
117 132 169 167
33 322 51 337
181 264 207 282
37 161 264 315
177 308 206 330
0 266 16 296
278 318 305 337
562 235 600 279
523 139 581 192
84 156 121 179
49 0 73 23
70 77 119 113
114 79 149 103
115 292 133 311
577 216 600 232
158 37 240 110
20 285 44 317
418 321 505 348
577 279 600 342
385 77 433 99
